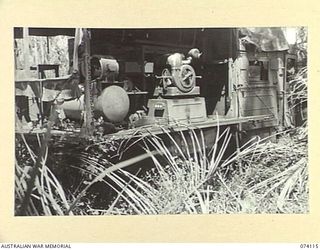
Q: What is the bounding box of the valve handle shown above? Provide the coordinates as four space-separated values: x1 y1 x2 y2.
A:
155 75 173 79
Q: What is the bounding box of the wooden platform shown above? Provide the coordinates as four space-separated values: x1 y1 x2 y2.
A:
15 114 274 140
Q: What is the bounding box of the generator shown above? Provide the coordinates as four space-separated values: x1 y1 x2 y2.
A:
133 49 207 126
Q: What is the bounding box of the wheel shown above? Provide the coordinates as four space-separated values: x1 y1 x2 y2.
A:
175 64 196 93
161 68 172 88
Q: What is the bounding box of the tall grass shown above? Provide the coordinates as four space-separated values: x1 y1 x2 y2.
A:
15 133 73 215
213 127 308 213
15 121 308 215
288 66 307 125
288 66 307 109
15 132 156 215
101 125 233 215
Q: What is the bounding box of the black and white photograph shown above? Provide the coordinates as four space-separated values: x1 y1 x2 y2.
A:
14 27 308 216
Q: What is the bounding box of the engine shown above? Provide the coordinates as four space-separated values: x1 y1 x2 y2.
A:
133 48 207 127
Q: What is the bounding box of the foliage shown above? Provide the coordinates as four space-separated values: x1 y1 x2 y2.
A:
289 27 307 66
104 126 308 214
288 67 307 107
15 133 73 215
15 119 308 215
288 66 307 125
214 127 308 213
102 125 233 215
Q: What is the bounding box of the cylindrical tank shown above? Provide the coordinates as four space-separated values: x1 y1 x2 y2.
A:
238 51 249 86
61 85 130 122
238 40 249 86
95 85 130 122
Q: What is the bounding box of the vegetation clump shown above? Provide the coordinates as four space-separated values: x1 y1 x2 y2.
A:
15 120 308 215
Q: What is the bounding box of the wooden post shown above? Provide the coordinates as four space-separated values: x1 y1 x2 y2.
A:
73 29 81 72
81 28 94 137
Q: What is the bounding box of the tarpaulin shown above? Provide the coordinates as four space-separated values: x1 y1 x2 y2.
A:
239 27 289 52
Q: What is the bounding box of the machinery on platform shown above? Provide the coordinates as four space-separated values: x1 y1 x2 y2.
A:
133 49 207 126
14 27 298 138
62 57 130 123
62 49 208 127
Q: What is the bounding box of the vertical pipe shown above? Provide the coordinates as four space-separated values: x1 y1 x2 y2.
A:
141 46 147 106
46 36 50 54
39 79 43 127
82 28 94 136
